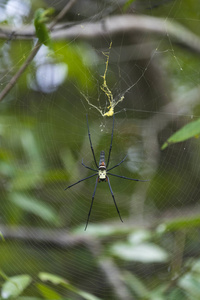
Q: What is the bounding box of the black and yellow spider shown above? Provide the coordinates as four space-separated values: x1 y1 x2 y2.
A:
65 115 148 230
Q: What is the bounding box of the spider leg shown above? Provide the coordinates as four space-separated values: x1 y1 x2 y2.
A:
107 173 149 182
86 114 98 168
85 176 99 231
106 115 115 168
82 159 97 172
107 155 127 171
64 173 98 190
107 176 123 223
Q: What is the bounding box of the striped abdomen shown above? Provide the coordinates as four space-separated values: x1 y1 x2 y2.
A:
99 151 107 180
99 151 106 168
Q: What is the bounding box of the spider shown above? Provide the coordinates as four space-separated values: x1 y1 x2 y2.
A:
65 115 148 230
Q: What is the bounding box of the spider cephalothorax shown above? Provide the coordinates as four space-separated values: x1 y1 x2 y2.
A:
65 115 148 230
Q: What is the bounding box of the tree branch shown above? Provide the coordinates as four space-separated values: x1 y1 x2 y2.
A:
1 202 200 245
0 0 77 102
1 15 200 54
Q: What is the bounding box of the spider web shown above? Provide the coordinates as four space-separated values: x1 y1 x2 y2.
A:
1 0 200 299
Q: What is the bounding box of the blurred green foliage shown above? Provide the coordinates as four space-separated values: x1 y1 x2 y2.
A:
34 8 54 49
0 0 200 299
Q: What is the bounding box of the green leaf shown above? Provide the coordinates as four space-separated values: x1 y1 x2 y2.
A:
38 273 68 286
36 283 61 300
162 118 200 150
34 8 54 49
1 275 31 299
38 272 102 300
9 193 60 225
157 215 200 233
110 242 169 263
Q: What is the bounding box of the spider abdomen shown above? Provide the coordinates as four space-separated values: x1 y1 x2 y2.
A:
99 151 106 166
99 151 107 180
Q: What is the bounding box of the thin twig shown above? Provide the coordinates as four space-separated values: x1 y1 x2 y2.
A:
0 0 77 102
0 40 41 102
49 0 77 30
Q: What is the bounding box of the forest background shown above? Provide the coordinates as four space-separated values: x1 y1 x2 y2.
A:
1 0 200 299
